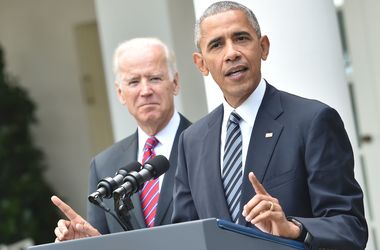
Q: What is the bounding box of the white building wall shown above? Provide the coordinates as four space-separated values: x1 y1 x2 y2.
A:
0 0 96 216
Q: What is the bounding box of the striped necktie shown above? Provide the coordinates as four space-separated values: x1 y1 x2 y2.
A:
222 111 243 223
139 136 159 227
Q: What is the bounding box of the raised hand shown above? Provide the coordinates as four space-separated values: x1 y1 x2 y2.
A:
51 195 101 242
242 172 300 239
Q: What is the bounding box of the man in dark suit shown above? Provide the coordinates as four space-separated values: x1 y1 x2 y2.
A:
51 37 191 240
172 2 368 249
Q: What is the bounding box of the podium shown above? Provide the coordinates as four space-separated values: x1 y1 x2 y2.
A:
28 218 304 250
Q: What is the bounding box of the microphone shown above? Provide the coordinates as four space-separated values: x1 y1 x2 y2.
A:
88 161 142 203
113 155 169 200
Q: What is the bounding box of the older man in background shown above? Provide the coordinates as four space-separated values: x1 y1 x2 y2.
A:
52 37 191 241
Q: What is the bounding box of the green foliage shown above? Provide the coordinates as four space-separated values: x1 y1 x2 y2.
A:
0 45 60 244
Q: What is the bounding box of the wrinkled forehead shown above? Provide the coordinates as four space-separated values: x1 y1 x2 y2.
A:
200 9 252 31
118 47 169 77
199 10 256 45
120 44 165 62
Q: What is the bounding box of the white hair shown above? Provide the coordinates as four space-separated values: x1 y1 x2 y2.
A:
113 37 177 82
194 1 261 52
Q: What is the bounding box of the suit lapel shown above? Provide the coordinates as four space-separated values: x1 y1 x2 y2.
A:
239 84 284 225
201 106 232 221
155 114 191 226
130 194 146 229
121 132 147 229
154 161 174 225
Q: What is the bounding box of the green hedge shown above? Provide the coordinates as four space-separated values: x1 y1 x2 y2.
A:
0 45 60 245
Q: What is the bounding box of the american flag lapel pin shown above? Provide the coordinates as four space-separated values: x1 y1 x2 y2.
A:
265 132 273 138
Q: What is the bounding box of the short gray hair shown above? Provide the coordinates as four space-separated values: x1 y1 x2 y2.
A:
194 1 261 52
113 37 177 82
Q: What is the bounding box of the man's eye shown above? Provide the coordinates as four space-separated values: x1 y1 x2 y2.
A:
150 77 162 82
210 42 221 49
236 36 249 42
128 80 139 86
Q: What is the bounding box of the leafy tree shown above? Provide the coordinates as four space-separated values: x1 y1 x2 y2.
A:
0 44 60 244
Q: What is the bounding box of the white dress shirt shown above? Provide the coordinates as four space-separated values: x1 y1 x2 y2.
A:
220 79 266 175
137 111 180 191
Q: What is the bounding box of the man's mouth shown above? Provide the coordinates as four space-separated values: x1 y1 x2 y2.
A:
225 66 248 77
140 102 159 108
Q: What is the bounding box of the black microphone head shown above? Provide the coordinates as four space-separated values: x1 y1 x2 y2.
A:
118 161 142 173
144 155 170 178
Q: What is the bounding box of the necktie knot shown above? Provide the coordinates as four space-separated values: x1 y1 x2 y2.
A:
144 136 158 151
229 111 241 125
142 136 158 164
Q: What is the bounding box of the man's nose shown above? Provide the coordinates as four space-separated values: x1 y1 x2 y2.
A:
140 80 153 96
224 42 241 62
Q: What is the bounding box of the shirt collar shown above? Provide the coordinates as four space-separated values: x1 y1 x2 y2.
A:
138 111 180 152
222 78 266 127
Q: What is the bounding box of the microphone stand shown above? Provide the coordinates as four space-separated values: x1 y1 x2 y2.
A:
113 194 135 231
89 195 131 231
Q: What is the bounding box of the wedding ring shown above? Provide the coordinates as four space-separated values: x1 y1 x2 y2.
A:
269 201 274 211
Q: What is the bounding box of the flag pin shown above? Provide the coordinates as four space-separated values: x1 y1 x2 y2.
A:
265 132 273 138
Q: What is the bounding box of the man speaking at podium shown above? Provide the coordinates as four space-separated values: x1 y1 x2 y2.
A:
51 38 191 240
172 2 368 250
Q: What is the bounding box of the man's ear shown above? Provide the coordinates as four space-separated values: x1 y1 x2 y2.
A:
260 35 270 61
193 52 209 76
115 82 126 105
172 72 180 96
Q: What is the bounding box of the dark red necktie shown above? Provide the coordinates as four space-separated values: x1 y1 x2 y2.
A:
139 136 159 227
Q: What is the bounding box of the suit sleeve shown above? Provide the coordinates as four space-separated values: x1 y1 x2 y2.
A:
172 132 199 223
87 158 110 234
295 107 368 249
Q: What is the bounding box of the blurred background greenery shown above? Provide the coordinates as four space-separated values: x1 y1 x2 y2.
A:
0 45 60 245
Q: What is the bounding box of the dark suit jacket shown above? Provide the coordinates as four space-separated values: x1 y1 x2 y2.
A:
87 113 191 234
172 83 367 250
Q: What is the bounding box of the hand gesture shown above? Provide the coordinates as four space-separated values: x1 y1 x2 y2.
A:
51 195 101 242
242 172 300 239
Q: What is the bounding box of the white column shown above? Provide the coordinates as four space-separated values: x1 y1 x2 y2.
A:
94 0 207 141
343 0 380 248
